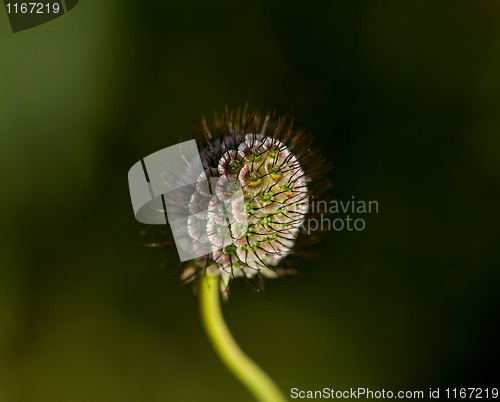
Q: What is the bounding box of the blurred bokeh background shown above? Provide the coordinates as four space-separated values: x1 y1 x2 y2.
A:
1 0 499 401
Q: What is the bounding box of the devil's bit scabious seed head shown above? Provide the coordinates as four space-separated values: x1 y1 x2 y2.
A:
170 106 332 297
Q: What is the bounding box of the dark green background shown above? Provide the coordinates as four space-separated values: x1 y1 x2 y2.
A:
0 1 499 401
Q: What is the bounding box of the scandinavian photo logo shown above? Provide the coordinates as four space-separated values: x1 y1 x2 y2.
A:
301 196 379 234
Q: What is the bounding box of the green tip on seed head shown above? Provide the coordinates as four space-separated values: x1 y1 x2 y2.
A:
246 148 266 161
259 191 274 205
268 145 281 156
277 204 288 214
246 171 262 186
223 244 237 254
259 216 272 230
266 233 277 241
228 159 241 174
283 182 294 195
269 166 282 181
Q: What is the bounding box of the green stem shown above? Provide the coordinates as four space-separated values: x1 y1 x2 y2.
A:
199 273 288 402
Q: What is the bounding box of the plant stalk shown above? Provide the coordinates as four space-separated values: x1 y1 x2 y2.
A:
199 273 287 402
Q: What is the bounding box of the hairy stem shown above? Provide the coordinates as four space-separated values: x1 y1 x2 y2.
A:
199 273 288 402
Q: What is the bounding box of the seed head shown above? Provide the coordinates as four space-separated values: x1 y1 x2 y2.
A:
172 106 331 298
